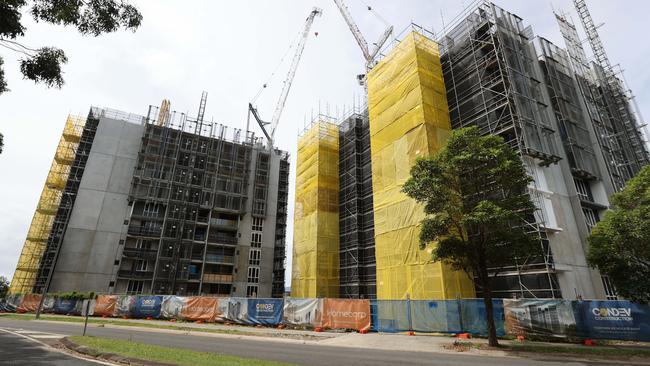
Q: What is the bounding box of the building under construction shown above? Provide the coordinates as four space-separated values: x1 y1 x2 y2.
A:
293 0 648 300
10 97 289 298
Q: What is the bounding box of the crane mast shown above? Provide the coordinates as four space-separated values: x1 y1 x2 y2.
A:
249 7 322 150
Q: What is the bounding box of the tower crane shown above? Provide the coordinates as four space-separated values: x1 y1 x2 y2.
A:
248 7 322 150
333 0 393 86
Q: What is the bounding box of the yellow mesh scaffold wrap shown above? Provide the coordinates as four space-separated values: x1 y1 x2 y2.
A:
9 115 85 294
291 121 340 298
367 32 475 300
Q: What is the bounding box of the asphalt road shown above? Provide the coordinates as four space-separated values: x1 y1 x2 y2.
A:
0 318 608 366
0 328 104 365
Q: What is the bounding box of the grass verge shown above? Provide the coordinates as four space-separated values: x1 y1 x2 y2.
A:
0 313 268 338
504 343 650 359
68 336 295 366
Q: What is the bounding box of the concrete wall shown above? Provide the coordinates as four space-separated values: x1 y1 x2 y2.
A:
49 116 144 293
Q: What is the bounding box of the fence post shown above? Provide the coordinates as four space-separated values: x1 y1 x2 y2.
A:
457 297 464 333
406 294 413 333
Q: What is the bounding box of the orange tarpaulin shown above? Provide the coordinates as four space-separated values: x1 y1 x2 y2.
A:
321 299 371 331
180 297 221 322
93 295 118 317
16 294 42 313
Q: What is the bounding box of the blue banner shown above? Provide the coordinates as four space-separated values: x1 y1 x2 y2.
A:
247 299 283 325
575 300 650 341
54 298 78 314
133 296 162 318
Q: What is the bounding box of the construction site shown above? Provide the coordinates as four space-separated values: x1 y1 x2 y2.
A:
7 0 649 304
291 0 649 301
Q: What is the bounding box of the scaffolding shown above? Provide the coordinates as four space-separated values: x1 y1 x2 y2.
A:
10 115 86 294
555 9 648 192
367 31 476 300
291 119 340 298
438 1 562 298
338 111 376 299
125 95 256 296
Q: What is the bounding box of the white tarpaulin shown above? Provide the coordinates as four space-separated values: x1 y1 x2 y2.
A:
283 298 322 326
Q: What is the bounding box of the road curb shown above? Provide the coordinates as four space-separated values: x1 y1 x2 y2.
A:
59 337 175 366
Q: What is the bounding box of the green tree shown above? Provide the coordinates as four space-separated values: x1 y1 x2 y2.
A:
0 0 142 94
402 126 539 347
588 166 650 303
0 276 9 297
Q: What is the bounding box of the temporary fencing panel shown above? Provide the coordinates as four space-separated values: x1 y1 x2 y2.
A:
0 295 23 312
291 121 340 298
247 298 283 325
161 296 184 319
133 296 162 318
322 299 371 331
81 299 94 316
53 298 78 314
460 299 504 336
366 31 475 300
283 298 322 327
227 298 249 323
41 296 56 313
93 295 118 317
117 295 136 317
574 300 650 341
411 300 461 333
17 294 42 313
504 299 576 339
372 300 410 332
178 297 223 322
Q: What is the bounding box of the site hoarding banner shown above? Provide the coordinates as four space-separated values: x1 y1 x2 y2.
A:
41 296 56 313
53 298 78 314
133 296 162 318
0 295 23 312
179 296 223 322
161 296 185 319
16 294 42 313
81 299 95 316
227 298 249 324
93 295 118 317
116 295 136 317
504 299 577 339
247 299 283 325
322 299 371 331
283 298 322 326
574 300 650 341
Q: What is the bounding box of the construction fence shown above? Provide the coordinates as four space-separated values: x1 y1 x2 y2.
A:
2 295 649 341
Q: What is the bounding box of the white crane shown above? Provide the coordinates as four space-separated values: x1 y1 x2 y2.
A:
333 0 393 86
248 7 322 150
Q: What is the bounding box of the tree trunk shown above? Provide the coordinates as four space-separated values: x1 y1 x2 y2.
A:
482 274 499 347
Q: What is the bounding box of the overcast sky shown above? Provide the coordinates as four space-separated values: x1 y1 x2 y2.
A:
1 0 649 285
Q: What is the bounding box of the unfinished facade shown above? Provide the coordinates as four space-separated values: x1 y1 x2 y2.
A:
338 111 376 299
10 98 289 298
437 1 648 299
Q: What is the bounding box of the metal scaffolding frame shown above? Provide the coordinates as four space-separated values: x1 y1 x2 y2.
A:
555 9 649 192
438 1 562 298
9 115 87 294
337 110 376 299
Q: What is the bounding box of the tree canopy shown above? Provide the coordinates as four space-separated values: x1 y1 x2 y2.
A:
402 126 539 346
0 0 142 94
0 276 9 297
588 165 650 303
